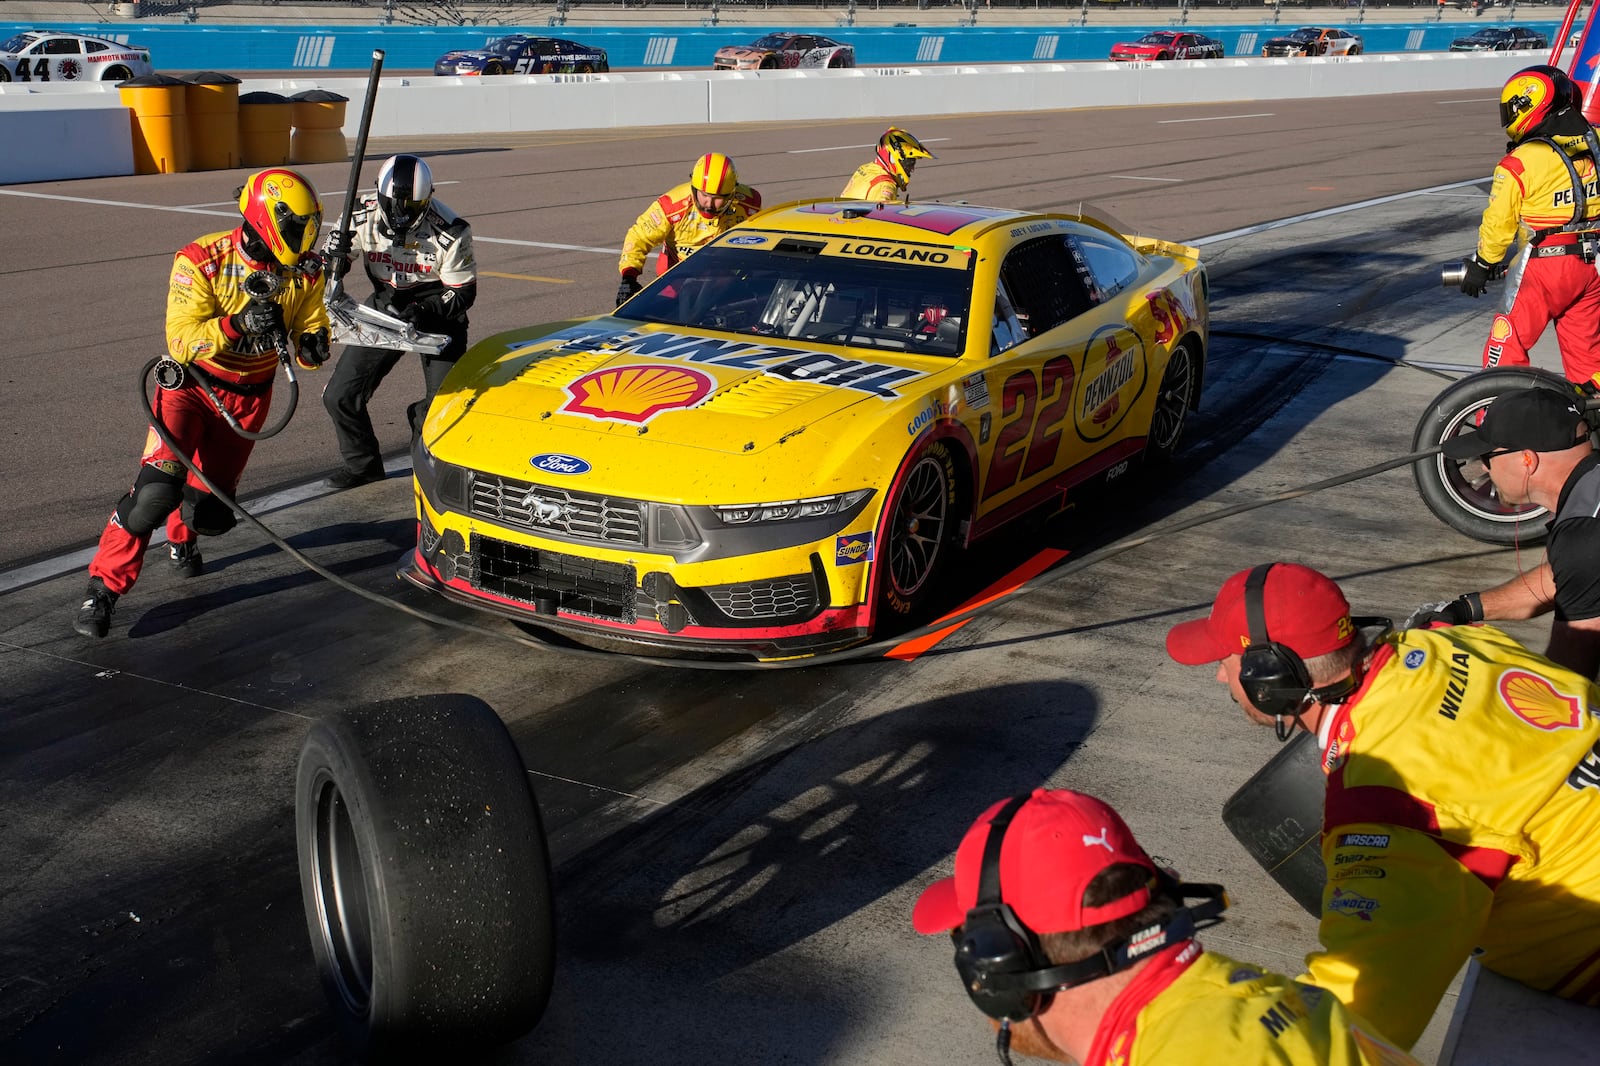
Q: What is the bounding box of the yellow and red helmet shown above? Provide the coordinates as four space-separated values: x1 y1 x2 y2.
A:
876 127 933 188
689 152 738 217
1500 65 1580 144
237 167 323 268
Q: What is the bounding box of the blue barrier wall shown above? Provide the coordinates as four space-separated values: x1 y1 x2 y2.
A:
1 20 1564 70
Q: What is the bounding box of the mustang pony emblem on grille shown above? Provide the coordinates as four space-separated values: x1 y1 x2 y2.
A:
520 491 568 524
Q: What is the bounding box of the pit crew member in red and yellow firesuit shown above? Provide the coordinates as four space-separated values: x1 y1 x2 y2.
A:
73 167 330 639
615 152 762 307
913 789 1418 1066
319 154 478 491
1167 561 1600 1049
840 127 933 203
1459 65 1600 385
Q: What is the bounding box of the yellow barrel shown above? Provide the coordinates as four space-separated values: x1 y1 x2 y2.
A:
289 89 349 165
238 91 293 168
118 73 190 175
182 71 240 172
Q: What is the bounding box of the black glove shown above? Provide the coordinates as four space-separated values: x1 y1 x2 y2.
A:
296 329 330 370
1402 592 1484 631
616 274 642 308
1459 255 1494 298
228 302 285 337
324 231 354 281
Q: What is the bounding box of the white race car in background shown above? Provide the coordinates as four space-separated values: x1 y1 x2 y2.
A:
0 31 153 82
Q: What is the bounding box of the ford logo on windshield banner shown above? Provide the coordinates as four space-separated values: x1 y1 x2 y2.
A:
530 452 592 475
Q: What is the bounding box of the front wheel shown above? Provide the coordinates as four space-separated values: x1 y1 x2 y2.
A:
876 441 958 622
1411 367 1577 545
295 694 556 1060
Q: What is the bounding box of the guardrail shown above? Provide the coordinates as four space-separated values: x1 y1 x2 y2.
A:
0 50 1535 183
0 19 1566 68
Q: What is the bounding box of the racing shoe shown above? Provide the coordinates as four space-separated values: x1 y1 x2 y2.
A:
73 578 118 639
168 540 203 578
323 467 385 491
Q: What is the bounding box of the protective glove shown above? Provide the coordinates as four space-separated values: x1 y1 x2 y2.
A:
296 329 331 370
1459 255 1495 298
1402 592 1484 631
616 274 642 308
324 231 354 281
227 301 285 338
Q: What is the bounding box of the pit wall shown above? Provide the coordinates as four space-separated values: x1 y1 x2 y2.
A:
0 19 1566 69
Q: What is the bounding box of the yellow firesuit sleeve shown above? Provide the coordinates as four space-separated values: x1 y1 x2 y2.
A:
1303 822 1496 1050
1477 153 1527 265
841 160 902 202
619 190 677 278
165 237 235 365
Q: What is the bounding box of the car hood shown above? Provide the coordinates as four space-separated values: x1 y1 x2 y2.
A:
438 50 493 62
426 317 937 472
716 46 768 58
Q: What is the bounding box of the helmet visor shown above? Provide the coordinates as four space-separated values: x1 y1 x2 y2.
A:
275 201 322 259
1501 91 1533 133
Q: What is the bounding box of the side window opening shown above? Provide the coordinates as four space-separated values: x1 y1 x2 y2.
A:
998 235 1093 337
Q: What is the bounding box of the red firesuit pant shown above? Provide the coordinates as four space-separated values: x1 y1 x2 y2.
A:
1481 251 1600 385
88 381 268 596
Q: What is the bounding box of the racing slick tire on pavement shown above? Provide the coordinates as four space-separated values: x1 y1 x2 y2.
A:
1144 338 1201 467
1412 366 1581 545
295 694 555 1061
1221 730 1327 917
875 440 961 624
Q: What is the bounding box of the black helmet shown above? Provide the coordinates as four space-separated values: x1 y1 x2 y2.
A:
375 154 434 238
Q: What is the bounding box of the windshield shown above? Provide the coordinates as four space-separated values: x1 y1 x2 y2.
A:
1 34 37 52
485 37 523 57
618 237 977 358
749 35 793 50
1285 29 1324 41
1135 33 1176 44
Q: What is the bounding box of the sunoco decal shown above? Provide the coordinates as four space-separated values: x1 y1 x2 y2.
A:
516 326 924 398
836 532 874 565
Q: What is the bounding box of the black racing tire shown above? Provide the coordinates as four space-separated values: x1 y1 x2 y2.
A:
295 694 555 1061
575 62 594 74
1411 367 1576 545
104 65 132 81
876 441 958 622
759 57 778 70
1221 731 1326 917
0 67 10 82
1145 338 1199 465
1348 45 1362 56
484 61 505 75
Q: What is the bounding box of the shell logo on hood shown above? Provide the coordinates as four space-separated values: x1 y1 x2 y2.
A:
562 364 714 424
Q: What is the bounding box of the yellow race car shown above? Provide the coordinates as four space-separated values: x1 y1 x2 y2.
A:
401 199 1208 660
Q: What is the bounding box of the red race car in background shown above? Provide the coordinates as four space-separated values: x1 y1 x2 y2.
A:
1110 31 1226 61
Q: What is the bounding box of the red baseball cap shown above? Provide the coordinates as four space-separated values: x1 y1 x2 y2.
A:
1165 562 1354 666
912 789 1158 936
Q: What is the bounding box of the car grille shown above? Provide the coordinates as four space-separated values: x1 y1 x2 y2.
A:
471 534 638 622
469 471 648 548
702 572 817 621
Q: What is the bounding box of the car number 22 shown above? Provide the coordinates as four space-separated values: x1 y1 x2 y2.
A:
981 353 1075 501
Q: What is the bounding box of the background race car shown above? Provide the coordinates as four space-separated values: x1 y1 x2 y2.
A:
713 32 856 70
1260 27 1363 57
402 200 1208 661
0 32 152 82
1109 31 1225 61
1448 27 1549 52
433 35 609 76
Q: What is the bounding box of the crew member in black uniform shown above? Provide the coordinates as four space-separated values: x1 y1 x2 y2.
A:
1408 387 1600 676
320 154 478 490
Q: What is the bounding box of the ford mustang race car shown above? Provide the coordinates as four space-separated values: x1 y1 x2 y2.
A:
1261 27 1362 57
1449 27 1548 51
402 200 1208 659
713 32 856 70
433 35 609 76
0 32 152 82
1109 31 1225 62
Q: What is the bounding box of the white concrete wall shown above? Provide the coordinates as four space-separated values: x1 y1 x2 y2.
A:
0 53 1537 185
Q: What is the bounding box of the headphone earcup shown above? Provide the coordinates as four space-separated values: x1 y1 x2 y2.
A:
1238 641 1312 718
952 907 1052 1022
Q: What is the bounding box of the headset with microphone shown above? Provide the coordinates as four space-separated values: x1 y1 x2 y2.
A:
1237 563 1387 742
949 795 1228 1063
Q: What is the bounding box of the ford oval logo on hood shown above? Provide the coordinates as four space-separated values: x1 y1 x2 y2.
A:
530 452 592 475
